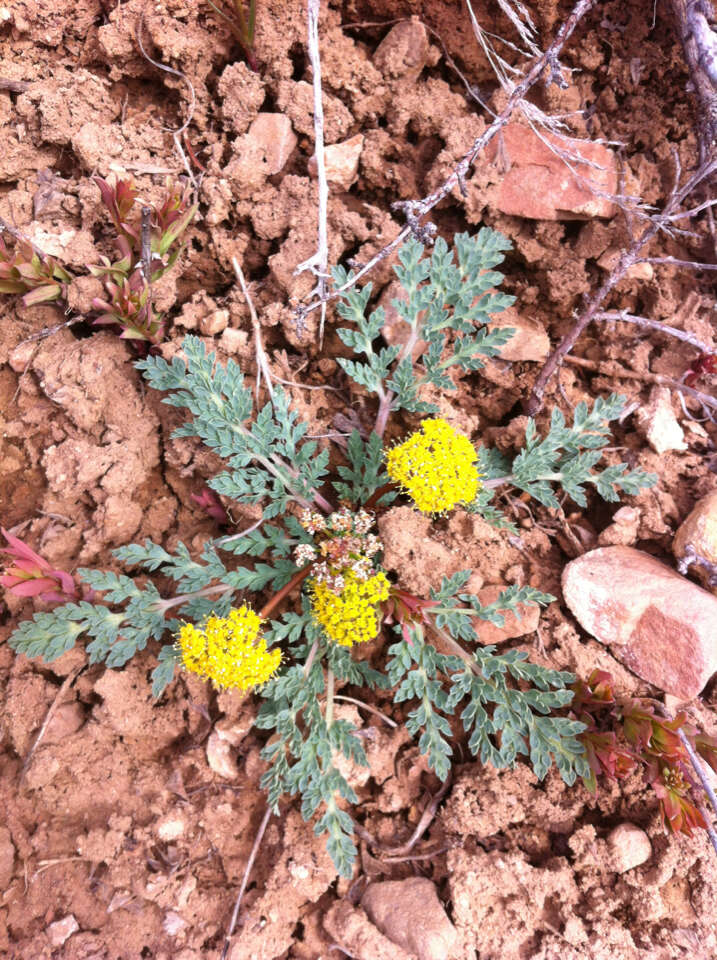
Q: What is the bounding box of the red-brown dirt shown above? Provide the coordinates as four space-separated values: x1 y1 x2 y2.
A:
1 0 716 958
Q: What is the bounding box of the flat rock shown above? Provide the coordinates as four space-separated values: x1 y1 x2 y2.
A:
309 134 364 190
361 877 460 960
474 584 541 645
673 490 717 589
487 307 550 362
562 546 717 698
484 123 617 220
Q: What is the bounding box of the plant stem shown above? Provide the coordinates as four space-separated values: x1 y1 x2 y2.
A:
333 694 398 728
325 668 335 729
155 582 233 614
303 638 320 677
365 481 396 510
259 565 312 619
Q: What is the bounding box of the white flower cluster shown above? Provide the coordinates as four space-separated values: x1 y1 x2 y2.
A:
295 507 383 594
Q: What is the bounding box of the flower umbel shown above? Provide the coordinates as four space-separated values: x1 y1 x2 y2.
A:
310 570 390 647
176 606 281 692
385 418 481 513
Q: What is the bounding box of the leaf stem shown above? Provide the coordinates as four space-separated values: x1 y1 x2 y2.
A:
325 668 335 729
154 582 233 614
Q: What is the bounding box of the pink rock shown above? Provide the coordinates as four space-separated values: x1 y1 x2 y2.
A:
361 877 460 960
474 584 541 645
673 490 717 589
484 123 617 220
606 823 651 873
562 546 717 698
247 113 297 175
309 134 364 190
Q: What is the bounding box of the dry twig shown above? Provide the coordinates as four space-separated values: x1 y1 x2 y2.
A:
294 0 330 341
564 355 717 414
136 9 198 187
21 666 84 782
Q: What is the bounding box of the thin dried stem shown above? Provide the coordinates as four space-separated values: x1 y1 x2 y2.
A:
294 0 330 342
21 666 84 781
594 310 713 353
528 157 717 414
136 9 198 187
333 694 398 728
640 256 717 270
232 257 274 400
564 355 717 413
378 775 453 856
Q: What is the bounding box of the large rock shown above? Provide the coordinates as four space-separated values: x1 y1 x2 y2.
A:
361 878 460 960
673 490 717 588
484 123 617 220
562 546 717 698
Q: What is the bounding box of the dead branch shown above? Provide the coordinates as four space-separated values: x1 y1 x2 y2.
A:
0 78 30 93
670 0 717 152
527 156 717 414
21 666 84 782
564 354 717 413
594 310 713 353
232 256 275 400
294 0 330 341
296 0 598 323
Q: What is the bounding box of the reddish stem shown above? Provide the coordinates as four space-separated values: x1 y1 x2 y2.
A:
259 565 311 619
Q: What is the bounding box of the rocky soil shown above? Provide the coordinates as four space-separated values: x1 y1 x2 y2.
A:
0 0 716 958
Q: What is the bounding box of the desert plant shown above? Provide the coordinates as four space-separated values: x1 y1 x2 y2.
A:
0 176 196 344
4 230 660 875
571 670 717 836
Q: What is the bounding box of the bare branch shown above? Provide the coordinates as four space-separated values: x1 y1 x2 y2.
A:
220 805 273 960
564 354 717 413
639 255 717 270
527 157 717 414
136 8 198 187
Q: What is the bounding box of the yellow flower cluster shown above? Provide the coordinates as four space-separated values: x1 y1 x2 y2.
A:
310 570 390 647
176 606 281 692
385 418 481 514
